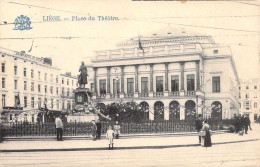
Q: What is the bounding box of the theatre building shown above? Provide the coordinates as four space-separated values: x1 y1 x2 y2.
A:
89 29 240 120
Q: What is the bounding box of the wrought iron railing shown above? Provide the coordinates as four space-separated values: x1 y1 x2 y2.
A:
1 119 234 137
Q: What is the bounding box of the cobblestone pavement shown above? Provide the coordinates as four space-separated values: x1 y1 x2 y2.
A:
0 139 259 167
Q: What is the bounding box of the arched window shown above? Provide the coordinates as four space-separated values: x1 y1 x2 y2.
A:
169 101 180 120
185 100 196 119
211 101 222 119
154 101 164 121
140 101 149 120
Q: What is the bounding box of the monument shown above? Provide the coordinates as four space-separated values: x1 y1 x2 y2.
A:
66 62 111 122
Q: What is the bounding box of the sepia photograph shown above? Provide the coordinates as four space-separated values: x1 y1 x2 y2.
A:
0 0 259 166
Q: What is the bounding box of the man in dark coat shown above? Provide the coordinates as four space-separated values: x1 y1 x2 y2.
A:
96 120 102 140
243 115 251 134
195 114 203 143
78 61 88 88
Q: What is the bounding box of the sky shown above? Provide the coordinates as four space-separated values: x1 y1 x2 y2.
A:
0 0 259 80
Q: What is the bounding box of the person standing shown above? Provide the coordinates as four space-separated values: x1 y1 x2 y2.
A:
201 120 212 148
106 126 114 150
91 120 97 140
55 115 63 141
96 120 102 140
195 114 203 143
114 121 121 139
243 115 251 134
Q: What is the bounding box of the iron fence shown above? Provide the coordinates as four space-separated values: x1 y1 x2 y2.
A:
1 119 234 137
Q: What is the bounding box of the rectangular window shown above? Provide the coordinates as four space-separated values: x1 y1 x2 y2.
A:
99 79 106 95
50 86 53 94
141 77 148 93
113 79 120 94
24 68 26 77
72 80 74 86
38 98 41 108
246 93 249 99
15 95 20 107
254 85 257 89
51 99 54 109
67 88 70 96
67 101 71 109
45 85 47 93
156 76 163 92
212 76 220 93
62 100 65 110
2 94 6 107
50 74 53 82
31 97 34 108
187 74 195 91
171 75 179 92
44 73 47 81
56 88 59 95
38 84 41 93
91 83 94 91
246 85 249 89
1 63 5 73
127 78 134 94
14 66 17 75
24 96 27 108
62 88 64 95
56 76 58 83
31 69 34 78
31 82 34 91
56 100 59 109
24 81 27 90
62 78 64 84
2 78 5 88
38 71 41 80
14 80 18 89
67 79 69 85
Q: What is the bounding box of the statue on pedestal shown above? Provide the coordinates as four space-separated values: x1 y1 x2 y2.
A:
78 61 88 88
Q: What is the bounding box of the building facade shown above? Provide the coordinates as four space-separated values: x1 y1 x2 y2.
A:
239 78 260 122
89 29 240 120
0 48 77 122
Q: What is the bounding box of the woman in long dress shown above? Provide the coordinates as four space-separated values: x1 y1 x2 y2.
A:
201 120 212 147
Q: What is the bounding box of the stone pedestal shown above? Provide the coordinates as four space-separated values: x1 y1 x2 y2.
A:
134 92 139 98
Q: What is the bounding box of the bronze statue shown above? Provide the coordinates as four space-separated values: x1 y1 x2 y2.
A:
78 61 88 88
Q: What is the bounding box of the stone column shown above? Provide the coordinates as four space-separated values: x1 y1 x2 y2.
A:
165 63 169 91
107 67 111 93
196 60 200 90
135 65 139 92
134 65 139 98
93 67 97 94
180 62 185 91
121 66 124 93
150 64 153 92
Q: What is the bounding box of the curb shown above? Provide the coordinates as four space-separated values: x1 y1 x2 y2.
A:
3 130 229 141
0 138 259 152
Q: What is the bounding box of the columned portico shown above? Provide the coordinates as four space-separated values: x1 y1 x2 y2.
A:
121 66 125 94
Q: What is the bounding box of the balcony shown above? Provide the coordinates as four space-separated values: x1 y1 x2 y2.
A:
153 92 164 97
169 91 180 96
93 90 203 101
110 94 120 99
124 93 134 98
139 93 149 98
184 91 196 96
